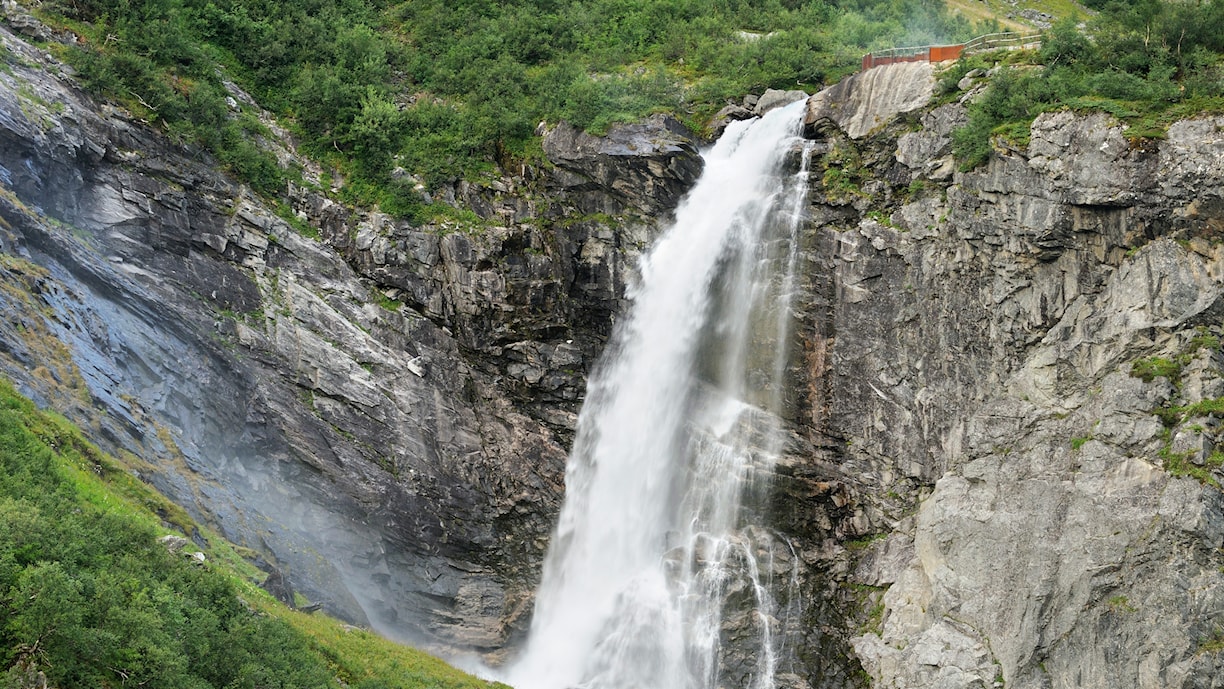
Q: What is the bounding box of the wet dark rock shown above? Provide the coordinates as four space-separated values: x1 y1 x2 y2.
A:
0 22 691 658
711 103 758 140
542 114 703 217
261 568 296 608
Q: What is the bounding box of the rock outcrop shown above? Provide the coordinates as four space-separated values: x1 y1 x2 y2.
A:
805 61 935 139
541 114 703 217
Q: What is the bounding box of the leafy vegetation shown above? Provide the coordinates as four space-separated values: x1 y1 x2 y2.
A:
374 289 404 313
24 0 982 217
1200 627 1224 654
952 0 1224 169
1149 407 1224 487
1106 594 1137 613
1129 333 1224 486
818 137 872 200
1130 331 1221 388
0 377 500 689
1131 355 1185 384
847 582 889 635
1158 436 1224 488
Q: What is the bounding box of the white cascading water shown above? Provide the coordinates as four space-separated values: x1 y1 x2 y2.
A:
508 100 813 689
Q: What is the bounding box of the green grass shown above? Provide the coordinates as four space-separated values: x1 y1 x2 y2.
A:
847 583 889 635
945 0 1085 31
845 533 888 550
1107 595 1137 613
1178 398 1224 419
1150 397 1224 431
1130 332 1223 389
374 290 403 313
1157 438 1222 488
1131 356 1185 384
275 606 498 689
1133 331 1224 487
276 201 321 240
0 376 501 689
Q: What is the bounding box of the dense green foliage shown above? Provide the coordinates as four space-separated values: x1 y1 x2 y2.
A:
0 378 498 689
0 380 336 688
951 0 1224 169
29 0 979 215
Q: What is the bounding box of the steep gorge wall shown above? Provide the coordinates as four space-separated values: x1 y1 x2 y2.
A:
0 19 700 658
791 63 1224 688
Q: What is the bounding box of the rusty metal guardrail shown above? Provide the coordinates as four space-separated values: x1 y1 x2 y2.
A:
861 31 1042 71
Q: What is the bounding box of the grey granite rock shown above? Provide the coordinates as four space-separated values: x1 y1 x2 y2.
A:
805 62 936 139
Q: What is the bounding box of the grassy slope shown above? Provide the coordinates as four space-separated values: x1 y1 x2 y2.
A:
943 0 1224 170
945 0 1088 31
0 375 504 689
9 0 1098 221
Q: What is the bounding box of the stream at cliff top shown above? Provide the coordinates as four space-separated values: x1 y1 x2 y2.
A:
507 100 812 689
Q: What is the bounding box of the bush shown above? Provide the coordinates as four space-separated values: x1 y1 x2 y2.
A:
1040 17 1092 67
44 0 986 215
937 54 990 95
952 3 1224 170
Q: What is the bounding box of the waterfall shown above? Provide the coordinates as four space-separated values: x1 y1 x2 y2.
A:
508 100 812 689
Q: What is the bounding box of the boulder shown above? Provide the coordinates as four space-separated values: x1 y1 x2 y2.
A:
158 535 189 554
543 114 703 216
711 103 757 139
261 568 297 607
754 88 809 116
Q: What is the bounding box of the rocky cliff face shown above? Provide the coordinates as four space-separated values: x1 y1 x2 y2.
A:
4 8 1224 688
791 64 1224 689
0 19 700 658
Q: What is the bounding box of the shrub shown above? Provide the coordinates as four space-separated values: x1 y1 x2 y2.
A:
0 384 336 688
1131 356 1183 383
1040 17 1092 68
44 0 986 215
952 4 1224 170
